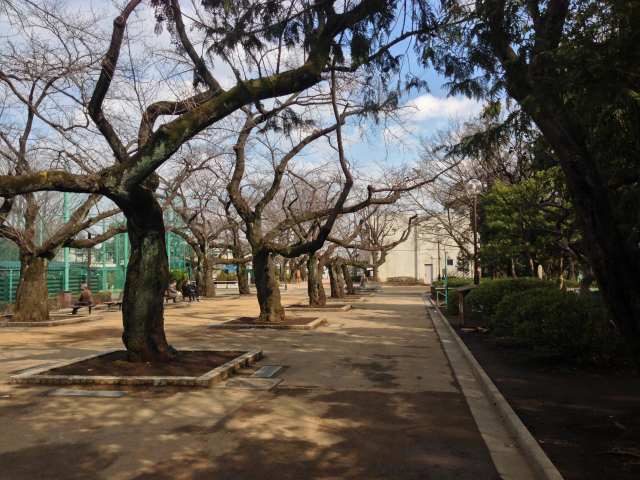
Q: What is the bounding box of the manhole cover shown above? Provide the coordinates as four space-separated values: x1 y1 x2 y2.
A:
253 365 283 378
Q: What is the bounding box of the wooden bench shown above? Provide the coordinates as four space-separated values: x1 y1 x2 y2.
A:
71 303 95 315
164 292 182 304
104 293 123 311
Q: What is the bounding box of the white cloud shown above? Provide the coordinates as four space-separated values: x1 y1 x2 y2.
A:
406 94 483 121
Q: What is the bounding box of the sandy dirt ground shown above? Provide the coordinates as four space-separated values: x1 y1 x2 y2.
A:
0 286 499 480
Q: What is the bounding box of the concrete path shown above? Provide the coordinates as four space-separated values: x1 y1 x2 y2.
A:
0 287 501 479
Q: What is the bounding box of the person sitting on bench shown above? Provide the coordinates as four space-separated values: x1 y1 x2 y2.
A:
165 280 178 303
187 280 199 302
72 284 93 314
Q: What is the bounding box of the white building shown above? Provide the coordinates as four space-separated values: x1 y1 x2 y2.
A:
377 217 471 284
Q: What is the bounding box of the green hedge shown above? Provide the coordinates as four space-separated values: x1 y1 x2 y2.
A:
215 270 237 282
493 288 623 364
464 278 555 325
432 277 473 289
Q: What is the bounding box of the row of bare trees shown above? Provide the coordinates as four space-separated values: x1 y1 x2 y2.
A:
0 0 438 361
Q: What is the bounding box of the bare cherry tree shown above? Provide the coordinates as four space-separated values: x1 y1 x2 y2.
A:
0 0 441 360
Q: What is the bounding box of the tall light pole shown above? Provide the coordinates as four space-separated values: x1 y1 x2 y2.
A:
466 179 482 285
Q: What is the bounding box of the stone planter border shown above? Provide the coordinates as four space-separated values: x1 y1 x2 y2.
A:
209 317 326 330
8 348 263 387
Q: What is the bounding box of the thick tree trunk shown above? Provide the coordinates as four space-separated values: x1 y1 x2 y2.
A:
13 254 50 323
335 263 345 298
119 188 175 362
342 264 355 295
328 264 339 298
237 262 250 294
307 254 326 306
253 248 285 322
198 257 216 297
372 264 380 283
233 245 250 294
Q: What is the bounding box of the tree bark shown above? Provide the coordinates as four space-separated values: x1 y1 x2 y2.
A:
333 262 346 298
253 248 285 322
336 263 345 297
328 263 339 298
13 254 50 323
232 244 250 294
372 264 380 282
307 253 326 306
119 188 176 362
342 263 355 295
237 261 250 294
197 257 216 297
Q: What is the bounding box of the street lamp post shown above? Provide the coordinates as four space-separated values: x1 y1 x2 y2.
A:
466 179 483 285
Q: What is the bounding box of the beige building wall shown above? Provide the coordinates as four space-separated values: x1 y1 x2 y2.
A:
377 218 470 284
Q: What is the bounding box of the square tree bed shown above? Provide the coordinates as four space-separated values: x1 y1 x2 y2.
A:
210 316 326 330
9 348 262 387
286 303 352 312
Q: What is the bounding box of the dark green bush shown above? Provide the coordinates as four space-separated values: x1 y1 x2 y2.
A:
464 278 555 325
432 276 473 289
215 270 237 282
493 288 624 364
387 276 420 285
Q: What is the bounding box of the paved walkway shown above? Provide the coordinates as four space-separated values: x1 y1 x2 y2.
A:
0 287 501 479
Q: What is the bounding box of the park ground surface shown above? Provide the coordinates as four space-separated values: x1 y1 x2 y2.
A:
1 287 506 479
459 329 640 480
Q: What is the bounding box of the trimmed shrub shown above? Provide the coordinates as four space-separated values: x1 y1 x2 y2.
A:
464 278 555 325
432 276 473 289
386 276 421 285
215 270 238 282
493 288 624 364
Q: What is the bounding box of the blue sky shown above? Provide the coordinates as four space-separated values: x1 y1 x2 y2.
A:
0 1 484 174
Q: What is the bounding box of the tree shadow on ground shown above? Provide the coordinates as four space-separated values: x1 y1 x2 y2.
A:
131 389 499 480
0 442 118 480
